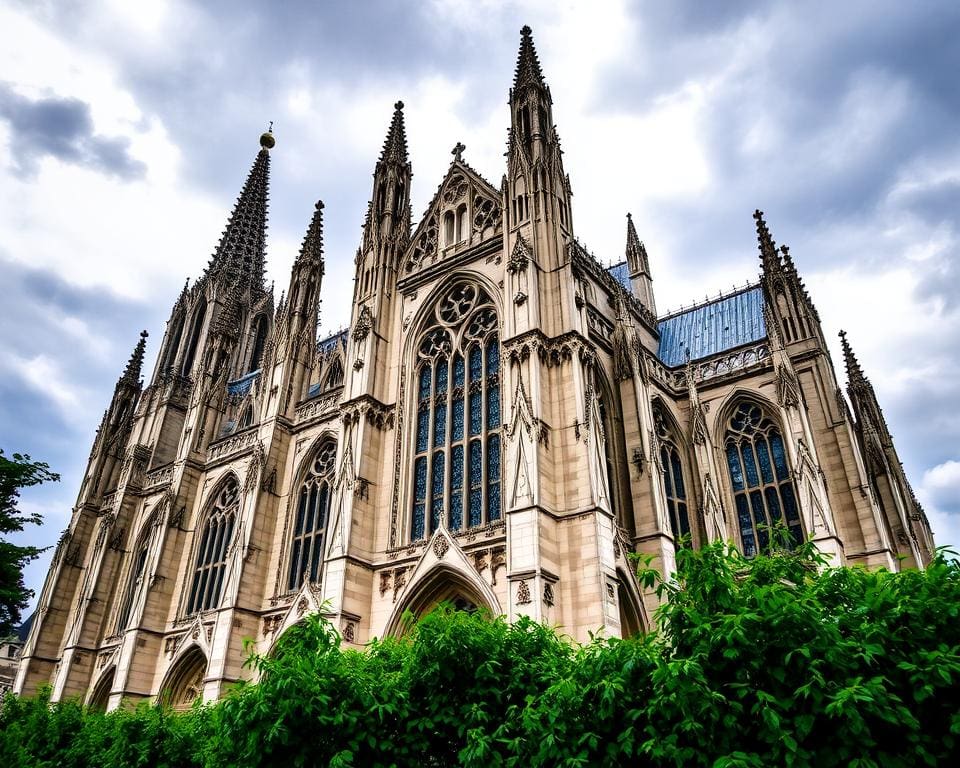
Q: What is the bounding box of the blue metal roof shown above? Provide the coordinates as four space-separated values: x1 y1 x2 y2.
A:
226 369 261 397
657 286 766 367
607 261 631 291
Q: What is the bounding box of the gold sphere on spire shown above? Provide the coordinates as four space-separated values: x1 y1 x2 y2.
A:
260 123 275 149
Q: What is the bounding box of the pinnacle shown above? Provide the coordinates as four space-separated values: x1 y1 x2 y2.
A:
625 212 649 273
513 25 547 91
379 101 409 166
120 330 148 387
205 137 271 293
753 208 781 273
838 330 865 383
297 200 325 265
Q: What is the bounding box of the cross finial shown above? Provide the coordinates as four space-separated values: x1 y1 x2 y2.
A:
452 142 466 163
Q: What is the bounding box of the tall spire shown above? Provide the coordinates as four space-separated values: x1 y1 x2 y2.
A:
379 101 409 167
513 25 548 93
297 200 325 267
625 212 656 316
205 129 273 292
838 330 866 387
625 212 649 274
363 103 413 254
119 330 148 387
753 209 781 273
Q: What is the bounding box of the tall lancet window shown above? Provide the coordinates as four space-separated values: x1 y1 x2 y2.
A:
653 404 691 542
187 477 238 615
411 282 501 541
287 440 336 591
115 540 149 632
724 401 803 556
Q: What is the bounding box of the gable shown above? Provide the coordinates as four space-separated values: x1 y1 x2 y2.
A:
404 161 503 275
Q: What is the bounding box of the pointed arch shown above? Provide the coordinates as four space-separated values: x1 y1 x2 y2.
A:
185 474 240 615
718 393 802 555
114 539 150 632
407 278 502 541
443 210 456 247
284 437 337 592
248 312 269 373
87 666 115 712
323 357 344 390
615 566 648 638
652 398 694 545
182 297 207 377
712 387 783 438
384 563 500 638
159 645 207 711
160 309 186 376
594 368 630 528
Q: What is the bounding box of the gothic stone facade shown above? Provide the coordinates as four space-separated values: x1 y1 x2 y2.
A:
16 28 934 710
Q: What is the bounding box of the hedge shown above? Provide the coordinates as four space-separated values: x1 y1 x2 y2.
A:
3 540 959 767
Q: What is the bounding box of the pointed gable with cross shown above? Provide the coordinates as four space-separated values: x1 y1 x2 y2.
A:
403 144 503 276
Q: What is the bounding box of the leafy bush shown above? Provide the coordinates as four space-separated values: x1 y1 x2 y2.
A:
3 542 958 767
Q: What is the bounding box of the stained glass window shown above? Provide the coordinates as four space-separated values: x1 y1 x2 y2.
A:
116 543 149 631
286 441 336 591
724 401 803 556
410 283 501 540
654 404 691 543
187 477 239 614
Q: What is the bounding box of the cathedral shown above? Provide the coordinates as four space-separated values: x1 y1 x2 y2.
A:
16 27 934 710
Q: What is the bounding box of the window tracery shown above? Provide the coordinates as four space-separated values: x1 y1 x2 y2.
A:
724 401 802 555
115 541 149 632
181 298 206 376
411 282 501 540
653 404 690 542
186 477 238 615
287 440 336 591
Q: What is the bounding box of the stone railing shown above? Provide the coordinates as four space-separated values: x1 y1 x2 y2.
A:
208 427 259 461
295 391 341 423
646 354 684 391
692 342 770 383
144 464 175 489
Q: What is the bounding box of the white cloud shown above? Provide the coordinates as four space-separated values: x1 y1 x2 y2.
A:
4 352 87 423
917 460 960 554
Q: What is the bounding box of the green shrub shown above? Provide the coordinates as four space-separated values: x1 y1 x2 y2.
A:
3 542 958 767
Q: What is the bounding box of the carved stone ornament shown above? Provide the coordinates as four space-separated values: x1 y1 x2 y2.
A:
613 325 635 381
473 195 501 234
353 305 374 343
543 582 555 607
776 364 802 408
296 596 309 616
433 536 449 559
379 571 392 596
507 234 531 273
516 580 532 605
342 621 356 643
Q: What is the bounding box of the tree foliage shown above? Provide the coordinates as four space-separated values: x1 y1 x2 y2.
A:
3 541 959 767
0 449 59 636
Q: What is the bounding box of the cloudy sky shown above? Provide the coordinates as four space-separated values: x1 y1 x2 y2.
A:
2 0 959 610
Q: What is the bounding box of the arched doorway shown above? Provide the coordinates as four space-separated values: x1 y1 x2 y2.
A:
160 646 207 711
385 565 499 637
87 667 115 712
